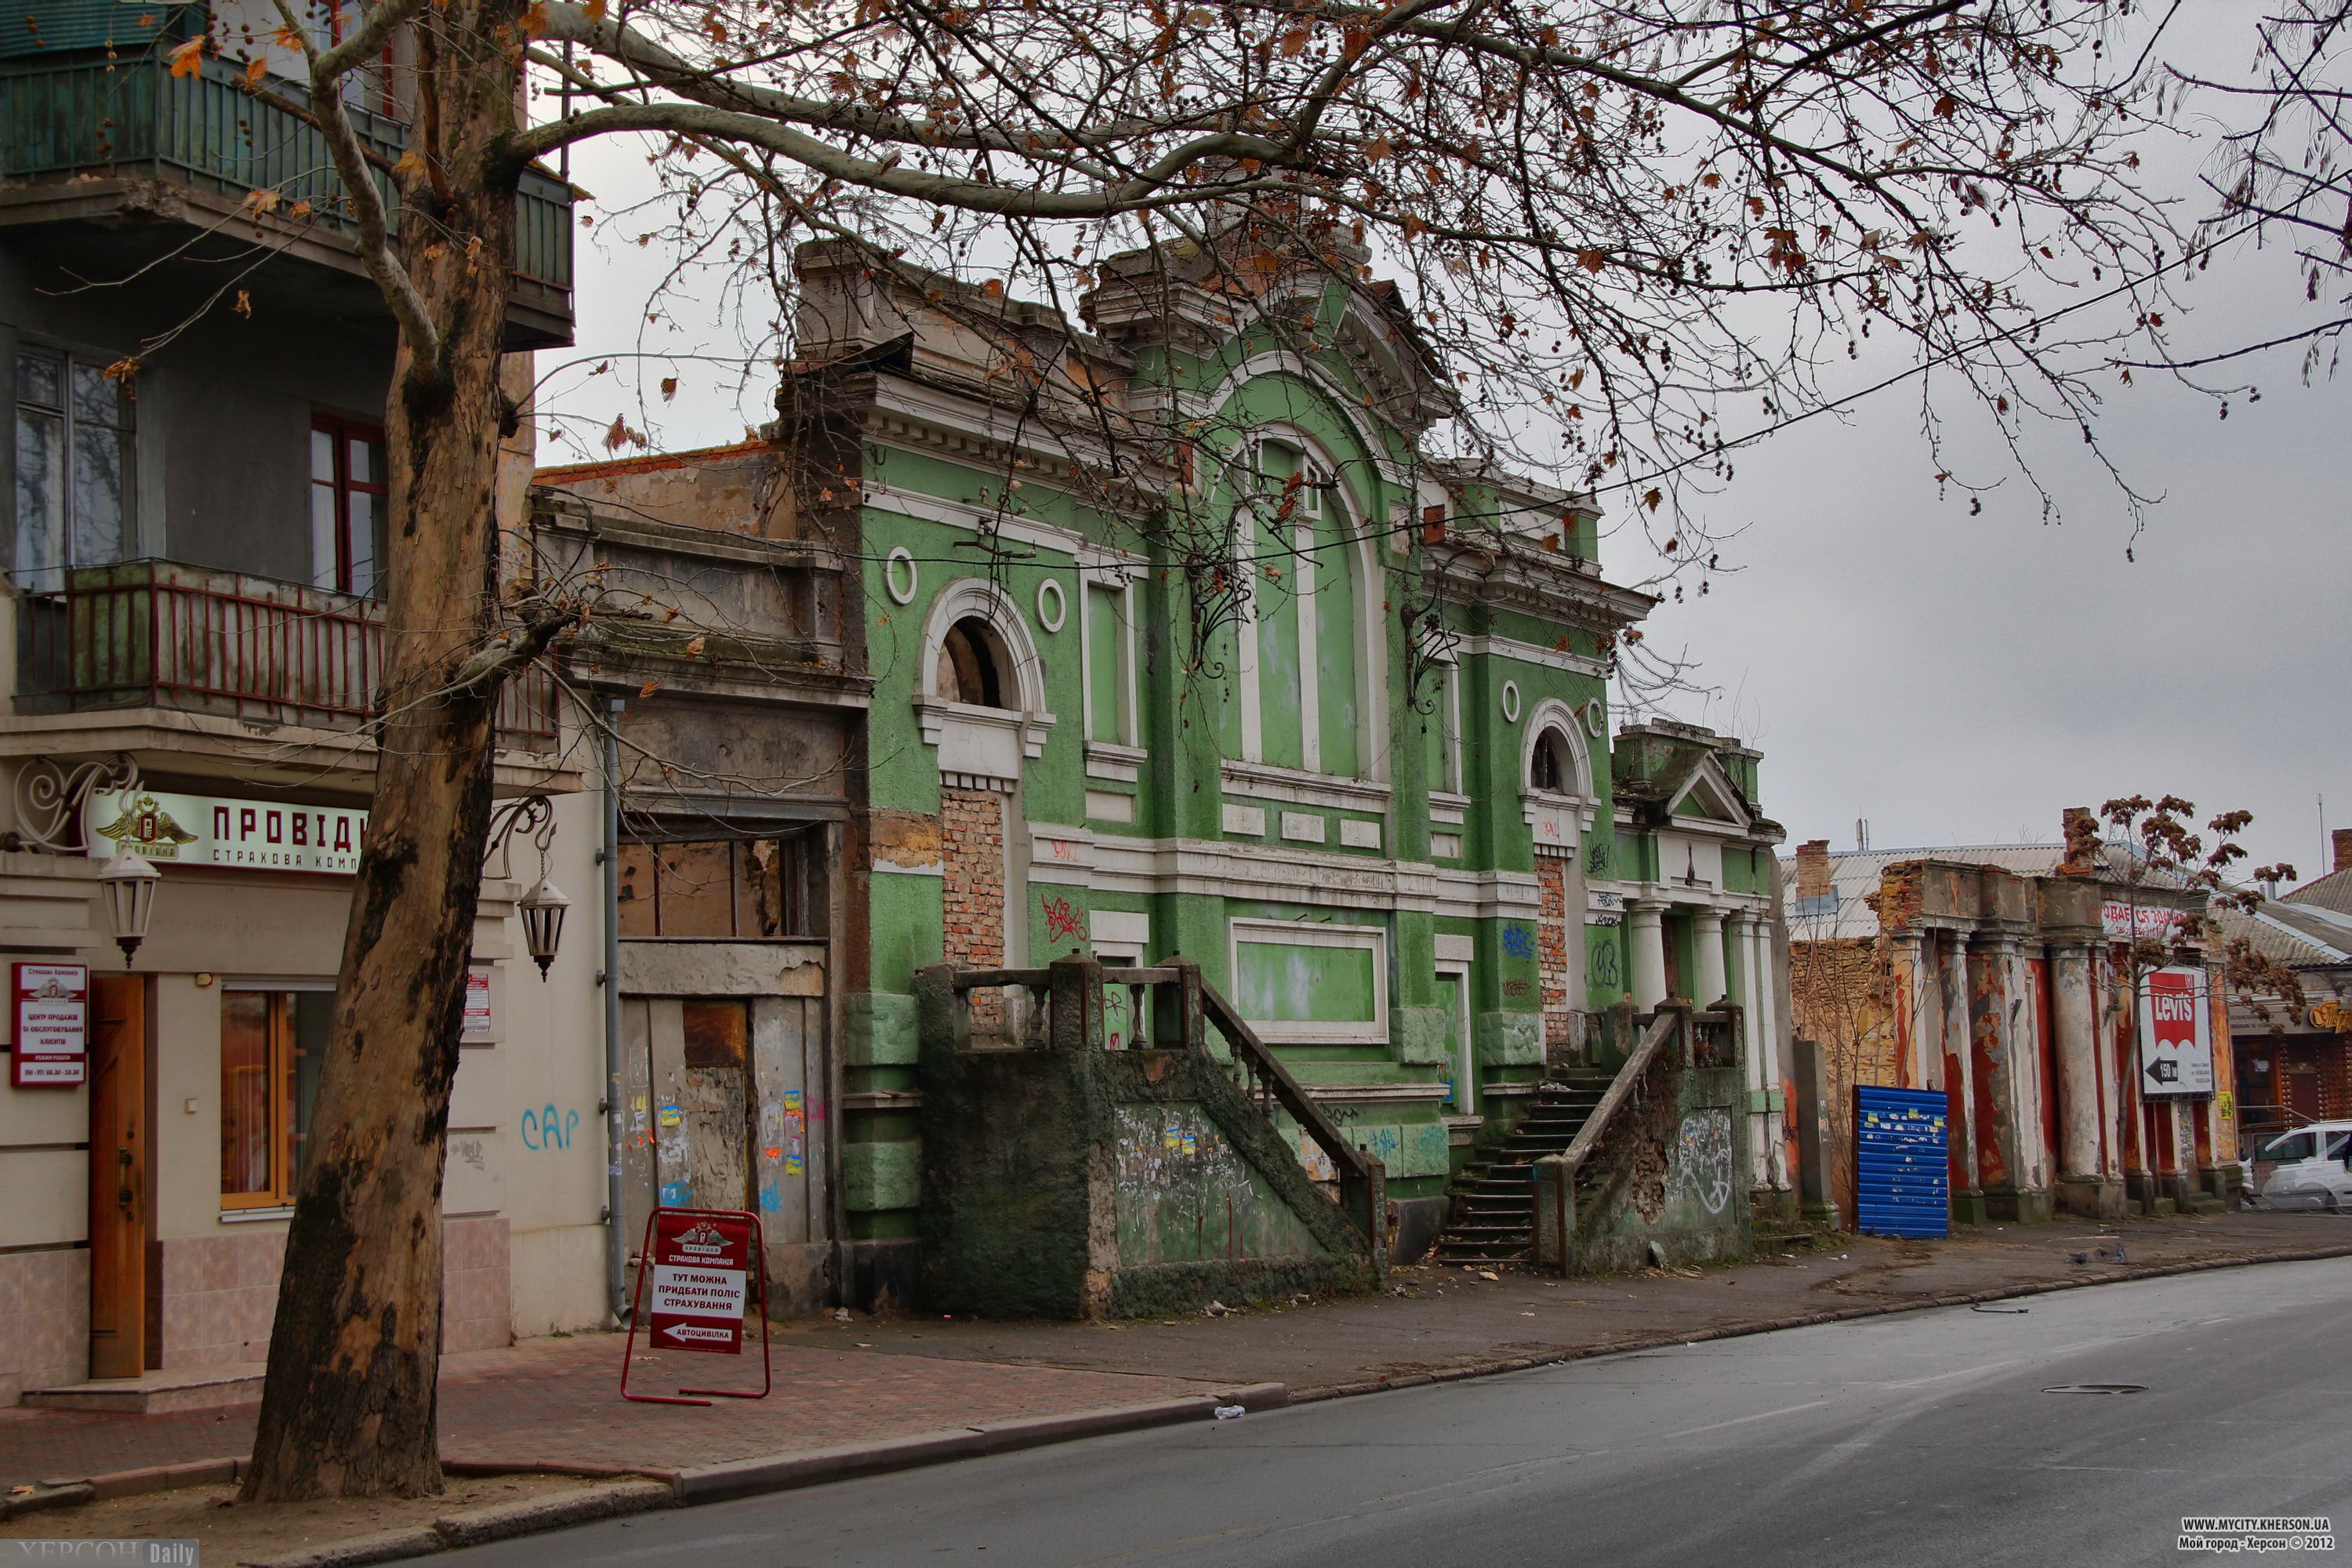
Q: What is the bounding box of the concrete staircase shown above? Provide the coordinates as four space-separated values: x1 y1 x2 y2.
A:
1433 1073 1612 1262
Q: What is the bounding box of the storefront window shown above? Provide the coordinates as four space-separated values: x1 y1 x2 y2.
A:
220 989 331 1207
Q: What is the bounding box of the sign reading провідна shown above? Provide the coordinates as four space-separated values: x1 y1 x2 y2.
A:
12 960 88 1087
647 1210 755 1354
82 788 369 875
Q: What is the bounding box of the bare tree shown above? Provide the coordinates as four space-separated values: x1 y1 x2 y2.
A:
2154 2 2351 378
165 0 2208 1500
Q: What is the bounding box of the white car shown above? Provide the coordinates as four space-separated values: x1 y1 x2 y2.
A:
2252 1122 2352 1211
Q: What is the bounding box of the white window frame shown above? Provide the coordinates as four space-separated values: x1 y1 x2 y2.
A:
1078 567 1141 747
1232 434 1381 782
1227 916 1388 1044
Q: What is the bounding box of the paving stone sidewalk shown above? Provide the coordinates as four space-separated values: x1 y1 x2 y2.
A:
4 1207 2345 1491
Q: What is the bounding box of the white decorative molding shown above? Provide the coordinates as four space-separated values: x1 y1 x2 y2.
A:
1083 789 1135 824
1339 818 1381 850
1221 804 1267 837
883 546 919 604
1084 742 1145 782
1091 909 1151 947
1220 758 1392 814
1434 933 1476 964
1035 576 1067 633
1428 791 1470 826
1457 633 1613 680
1500 681 1521 723
1431 832 1465 860
1227 916 1389 1045
1304 1082 1451 1104
1279 811 1327 844
939 769 1019 794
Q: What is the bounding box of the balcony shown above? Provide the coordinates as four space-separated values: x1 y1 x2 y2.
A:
0 53 573 347
15 560 560 753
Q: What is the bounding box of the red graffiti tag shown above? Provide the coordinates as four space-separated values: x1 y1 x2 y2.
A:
1043 895 1085 944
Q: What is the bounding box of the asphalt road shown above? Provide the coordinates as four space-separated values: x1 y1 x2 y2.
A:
454 1259 2352 1567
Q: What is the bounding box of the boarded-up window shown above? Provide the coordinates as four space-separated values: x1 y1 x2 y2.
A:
617 832 825 938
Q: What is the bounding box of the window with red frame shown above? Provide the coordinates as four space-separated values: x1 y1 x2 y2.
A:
310 416 387 598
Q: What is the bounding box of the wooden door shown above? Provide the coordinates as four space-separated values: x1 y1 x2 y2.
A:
680 1000 753 1213
86 976 147 1378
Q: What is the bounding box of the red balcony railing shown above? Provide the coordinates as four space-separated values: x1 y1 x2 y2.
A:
16 560 559 750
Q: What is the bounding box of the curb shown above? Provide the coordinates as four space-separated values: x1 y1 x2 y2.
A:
673 1381 1287 1504
242 1479 677 1568
1286 1240 2352 1402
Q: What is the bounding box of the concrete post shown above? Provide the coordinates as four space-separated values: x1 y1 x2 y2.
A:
1939 931 1987 1225
1891 931 1930 1089
1694 907 1729 1007
2049 942 2121 1220
1629 901 1668 1012
1969 933 2052 1223
1755 914 1789 1192
1790 1036 1841 1230
1734 913 1769 1190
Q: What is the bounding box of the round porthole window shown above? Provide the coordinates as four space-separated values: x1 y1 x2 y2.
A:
1036 577 1067 633
884 547 919 605
1501 680 1522 723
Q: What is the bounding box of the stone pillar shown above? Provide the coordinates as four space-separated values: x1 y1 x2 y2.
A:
1733 913 1770 1190
1890 931 1932 1089
1969 933 2052 1223
2050 942 2122 1220
1629 901 1668 1012
1939 932 1988 1226
1693 908 1729 1007
1756 915 1789 1189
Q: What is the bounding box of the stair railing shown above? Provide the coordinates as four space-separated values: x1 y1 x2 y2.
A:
1534 1005 1685 1273
945 955 1385 1276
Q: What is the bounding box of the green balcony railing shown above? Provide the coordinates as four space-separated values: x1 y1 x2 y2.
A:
0 52 573 291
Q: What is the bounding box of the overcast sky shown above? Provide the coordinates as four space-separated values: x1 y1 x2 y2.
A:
547 5 2347 883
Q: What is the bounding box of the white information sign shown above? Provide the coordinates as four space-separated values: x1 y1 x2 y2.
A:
82 788 368 875
13 960 89 1087
2138 966 2214 1097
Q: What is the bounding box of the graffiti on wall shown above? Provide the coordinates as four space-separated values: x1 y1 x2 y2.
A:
520 1105 579 1151
1668 1109 1735 1217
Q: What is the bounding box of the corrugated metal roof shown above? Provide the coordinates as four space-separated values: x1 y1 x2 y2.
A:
2214 905 2341 967
2287 868 2352 917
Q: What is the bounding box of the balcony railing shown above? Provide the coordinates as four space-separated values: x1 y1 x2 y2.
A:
0 53 573 293
16 560 559 751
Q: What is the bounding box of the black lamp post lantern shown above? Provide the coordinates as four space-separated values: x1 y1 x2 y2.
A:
96 850 161 966
519 876 569 978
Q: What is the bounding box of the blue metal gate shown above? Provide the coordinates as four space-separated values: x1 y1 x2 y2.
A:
1854 1086 1949 1239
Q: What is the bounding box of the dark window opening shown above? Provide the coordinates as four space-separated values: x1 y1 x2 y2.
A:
1530 729 1573 793
936 617 1009 708
617 830 828 939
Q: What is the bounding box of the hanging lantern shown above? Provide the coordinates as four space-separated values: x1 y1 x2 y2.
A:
96 851 161 967
518 876 570 978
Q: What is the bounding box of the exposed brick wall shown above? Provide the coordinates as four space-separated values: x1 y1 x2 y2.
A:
942 786 1007 1026
1536 858 1573 1046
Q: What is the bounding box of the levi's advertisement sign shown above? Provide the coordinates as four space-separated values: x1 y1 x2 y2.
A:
11 961 88 1087
82 788 368 875
2138 966 2213 1098
648 1211 755 1354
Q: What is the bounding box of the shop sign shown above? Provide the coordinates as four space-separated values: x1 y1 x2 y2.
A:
2310 999 2352 1033
12 961 89 1087
647 1210 755 1353
2102 900 2186 945
2138 966 2213 1097
83 788 368 875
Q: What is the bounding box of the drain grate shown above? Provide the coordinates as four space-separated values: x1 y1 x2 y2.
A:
2042 1383 2147 1395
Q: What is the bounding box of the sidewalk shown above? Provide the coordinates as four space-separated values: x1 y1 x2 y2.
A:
4 1207 2347 1493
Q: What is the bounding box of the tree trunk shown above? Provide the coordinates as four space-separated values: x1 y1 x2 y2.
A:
241 10 522 1501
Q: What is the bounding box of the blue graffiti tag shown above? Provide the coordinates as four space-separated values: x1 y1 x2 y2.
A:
1501 924 1536 960
519 1105 579 1151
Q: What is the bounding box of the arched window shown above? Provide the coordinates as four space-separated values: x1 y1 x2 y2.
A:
1530 727 1574 794
1240 439 1363 778
935 617 1009 708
